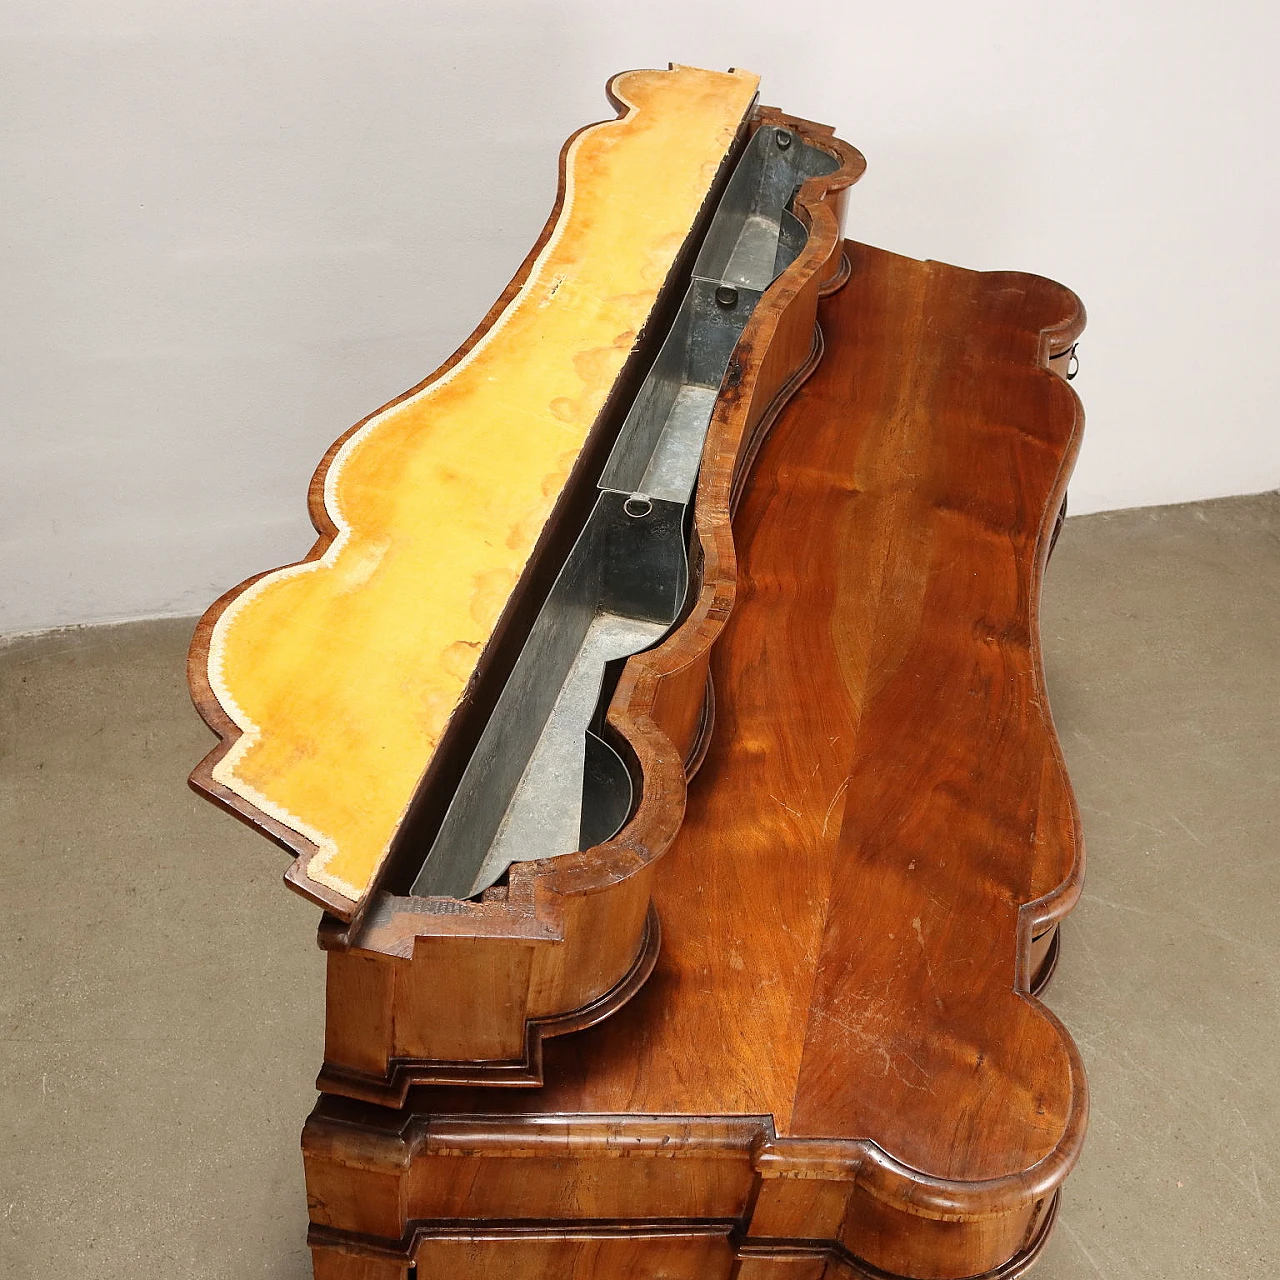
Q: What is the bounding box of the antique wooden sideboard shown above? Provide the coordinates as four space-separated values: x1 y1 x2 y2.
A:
188 65 1086 1280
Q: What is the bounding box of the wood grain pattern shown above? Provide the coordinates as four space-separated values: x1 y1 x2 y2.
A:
302 240 1087 1280
310 109 865 1096
188 65 760 913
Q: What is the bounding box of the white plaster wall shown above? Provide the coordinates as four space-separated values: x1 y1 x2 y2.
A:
3 0 1277 632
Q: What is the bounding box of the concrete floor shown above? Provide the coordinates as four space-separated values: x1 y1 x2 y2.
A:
2 492 1277 1279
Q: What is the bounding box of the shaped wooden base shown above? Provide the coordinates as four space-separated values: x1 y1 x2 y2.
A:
307 1188 1061 1280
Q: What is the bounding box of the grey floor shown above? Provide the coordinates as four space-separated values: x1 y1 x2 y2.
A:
2 493 1278 1279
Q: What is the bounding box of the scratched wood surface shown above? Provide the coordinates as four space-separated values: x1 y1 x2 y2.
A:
187 65 760 914
304 241 1087 1280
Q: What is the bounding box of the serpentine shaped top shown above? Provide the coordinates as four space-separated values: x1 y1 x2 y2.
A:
189 66 761 914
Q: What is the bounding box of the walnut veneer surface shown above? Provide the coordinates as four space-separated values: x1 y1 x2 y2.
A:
305 240 1088 1280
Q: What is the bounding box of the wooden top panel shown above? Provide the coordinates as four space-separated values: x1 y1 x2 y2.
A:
189 66 759 911
411 241 1086 1191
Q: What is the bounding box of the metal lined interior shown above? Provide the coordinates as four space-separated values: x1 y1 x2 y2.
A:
412 126 838 899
